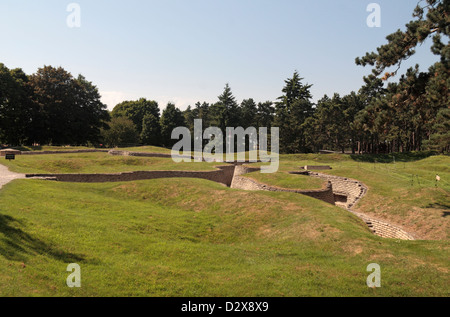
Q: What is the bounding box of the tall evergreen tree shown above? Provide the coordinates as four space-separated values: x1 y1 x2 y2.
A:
216 84 241 130
274 71 315 153
240 98 258 128
256 101 275 129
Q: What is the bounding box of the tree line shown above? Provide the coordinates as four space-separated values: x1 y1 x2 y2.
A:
0 0 448 154
0 64 109 146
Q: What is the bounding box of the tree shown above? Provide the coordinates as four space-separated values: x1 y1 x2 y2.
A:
341 92 365 154
101 116 139 147
183 105 195 135
256 101 275 130
355 0 448 80
216 84 241 130
0 64 34 145
240 98 258 128
73 75 110 144
141 113 161 146
307 94 348 153
274 71 315 153
356 0 449 152
28 65 109 145
423 106 450 152
159 103 185 147
111 98 160 138
29 66 76 144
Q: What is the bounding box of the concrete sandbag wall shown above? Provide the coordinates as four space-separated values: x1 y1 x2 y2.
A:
231 166 336 205
21 149 109 155
308 171 415 240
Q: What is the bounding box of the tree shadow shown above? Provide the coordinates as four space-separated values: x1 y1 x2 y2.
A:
0 214 89 263
350 151 438 163
423 203 450 218
424 202 450 210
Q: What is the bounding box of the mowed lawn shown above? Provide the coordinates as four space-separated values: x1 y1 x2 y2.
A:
0 148 449 296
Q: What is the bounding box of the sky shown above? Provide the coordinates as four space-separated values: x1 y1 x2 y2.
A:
0 0 440 111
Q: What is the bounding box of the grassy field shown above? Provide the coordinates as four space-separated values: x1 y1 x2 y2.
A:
1 152 221 174
246 152 450 241
0 147 448 296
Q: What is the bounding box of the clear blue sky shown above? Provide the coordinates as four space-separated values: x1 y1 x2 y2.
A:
0 0 439 111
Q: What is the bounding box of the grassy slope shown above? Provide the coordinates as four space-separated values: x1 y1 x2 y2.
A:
0 147 449 296
0 179 448 296
274 153 449 241
246 152 449 240
324 156 449 241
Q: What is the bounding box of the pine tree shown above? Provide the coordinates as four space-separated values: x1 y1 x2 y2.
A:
355 0 449 152
274 71 314 153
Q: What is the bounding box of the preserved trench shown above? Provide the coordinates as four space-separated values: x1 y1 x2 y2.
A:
230 165 416 240
2 149 416 240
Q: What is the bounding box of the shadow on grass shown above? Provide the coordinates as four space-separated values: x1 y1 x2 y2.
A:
350 151 437 163
0 214 88 263
424 202 450 210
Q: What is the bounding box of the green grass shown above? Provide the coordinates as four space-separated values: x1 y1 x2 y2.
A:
10 145 98 152
2 152 222 174
0 179 448 296
116 145 173 154
0 147 449 296
257 152 450 241
243 159 326 190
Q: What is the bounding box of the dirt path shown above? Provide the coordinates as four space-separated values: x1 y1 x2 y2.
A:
0 163 25 191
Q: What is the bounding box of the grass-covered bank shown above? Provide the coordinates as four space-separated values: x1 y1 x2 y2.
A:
0 179 448 296
245 152 449 240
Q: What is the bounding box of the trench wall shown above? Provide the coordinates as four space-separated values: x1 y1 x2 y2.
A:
308 171 415 240
108 150 177 159
26 165 236 187
230 166 336 205
304 165 332 170
351 211 416 240
21 149 109 155
308 172 366 209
